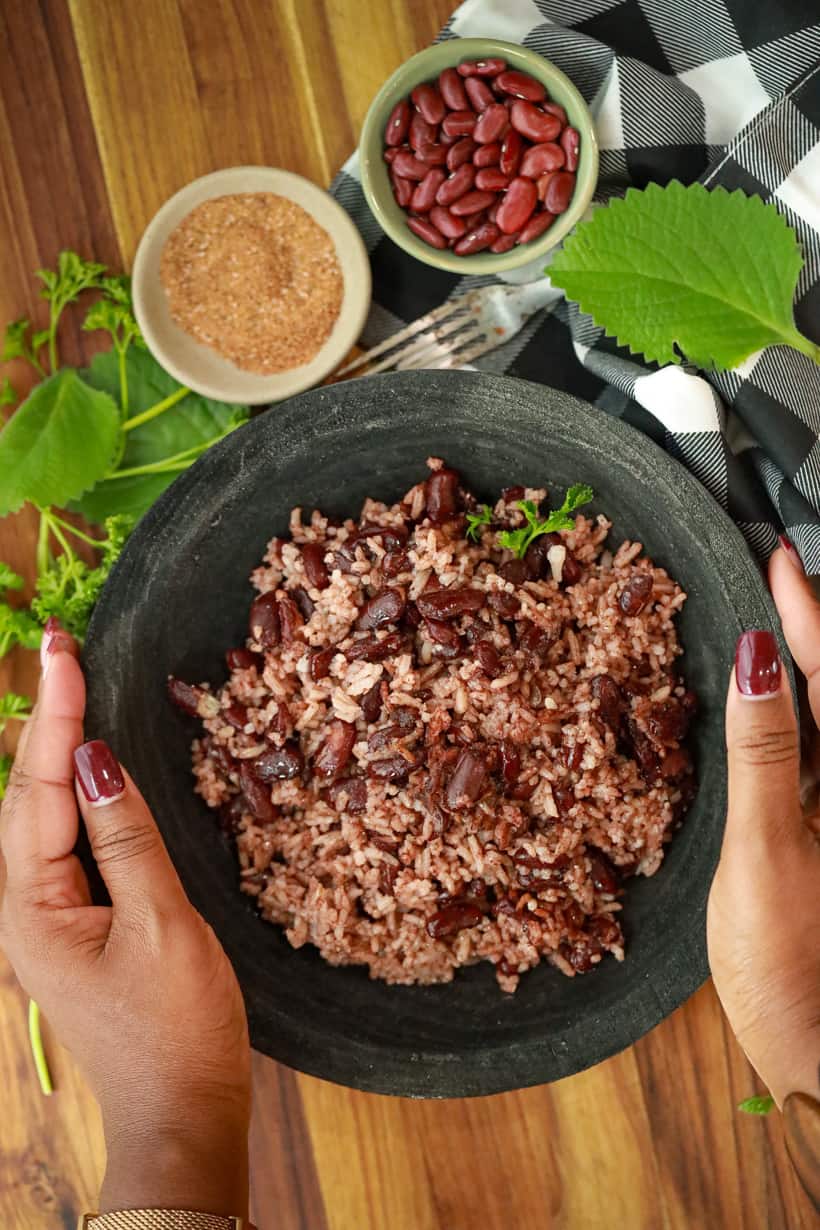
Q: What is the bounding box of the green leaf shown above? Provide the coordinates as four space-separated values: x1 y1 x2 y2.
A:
498 485 594 558
0 754 12 799
3 319 33 364
71 348 249 522
0 690 32 736
0 377 18 407
0 369 122 515
466 504 492 541
549 182 820 371
0 564 24 592
738 1095 775 1115
0 602 42 657
37 251 107 307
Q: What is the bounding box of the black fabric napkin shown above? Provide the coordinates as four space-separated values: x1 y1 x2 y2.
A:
332 0 820 570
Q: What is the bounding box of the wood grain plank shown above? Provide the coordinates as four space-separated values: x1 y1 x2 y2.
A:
68 0 210 262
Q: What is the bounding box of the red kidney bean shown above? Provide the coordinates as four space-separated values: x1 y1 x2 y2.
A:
494 69 546 101
429 204 466 239
499 558 527 585
495 176 537 234
588 848 620 894
435 163 475 206
518 209 555 244
487 198 500 223
561 125 580 172
391 173 414 208
473 102 508 144
473 141 501 168
520 141 565 177
411 83 445 125
392 149 428 180
239 763 277 823
345 631 406 662
442 110 477 138
301 542 329 590
291 587 314 622
475 639 503 677
385 99 411 146
417 586 484 620
417 142 447 167
411 168 446 213
499 128 523 177
314 720 356 779
167 677 219 719
407 215 446 249
249 591 280 648
277 594 304 643
225 647 260 671
464 75 494 111
591 674 623 729
509 100 562 143
252 741 304 782
499 739 520 785
309 646 336 681
542 101 568 125
409 111 438 152
426 467 460 523
619 573 653 615
536 171 556 203
446 136 476 171
427 902 483 938
457 57 507 77
368 754 415 783
439 66 469 111
490 231 518 253
475 167 510 191
543 169 576 214
488 590 519 617
383 146 399 164
450 189 497 216
356 587 406 630
440 128 458 146
360 679 383 724
424 617 462 657
445 749 487 809
328 776 368 813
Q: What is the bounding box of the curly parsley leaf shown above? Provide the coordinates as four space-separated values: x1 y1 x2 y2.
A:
36 251 107 310
1 378 18 408
30 513 133 640
466 504 492 541
71 348 249 522
2 318 44 374
0 691 32 736
0 564 24 592
498 484 594 559
549 182 820 371
0 754 12 799
0 603 41 658
83 277 144 351
0 369 121 516
738 1095 774 1115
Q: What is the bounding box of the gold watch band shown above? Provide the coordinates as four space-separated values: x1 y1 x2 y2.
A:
79 1214 249 1229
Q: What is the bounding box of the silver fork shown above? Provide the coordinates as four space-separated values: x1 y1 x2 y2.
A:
336 279 560 377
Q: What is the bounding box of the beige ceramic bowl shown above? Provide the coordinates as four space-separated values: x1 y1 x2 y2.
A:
132 167 371 405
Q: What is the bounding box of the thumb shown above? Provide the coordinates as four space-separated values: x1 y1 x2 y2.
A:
73 740 187 916
725 630 802 851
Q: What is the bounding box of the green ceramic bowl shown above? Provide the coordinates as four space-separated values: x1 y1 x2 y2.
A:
359 37 599 275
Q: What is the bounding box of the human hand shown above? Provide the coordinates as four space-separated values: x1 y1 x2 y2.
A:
0 622 251 1217
708 544 820 1107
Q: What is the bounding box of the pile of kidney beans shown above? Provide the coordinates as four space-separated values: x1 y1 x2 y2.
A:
383 57 580 255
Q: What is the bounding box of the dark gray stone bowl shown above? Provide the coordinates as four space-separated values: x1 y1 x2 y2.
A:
83 370 781 1098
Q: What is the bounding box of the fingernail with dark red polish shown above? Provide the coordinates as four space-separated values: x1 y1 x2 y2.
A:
778 533 804 573
735 630 781 698
40 616 62 675
74 740 125 805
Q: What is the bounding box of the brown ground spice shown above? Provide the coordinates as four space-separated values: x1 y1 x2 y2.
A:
160 192 344 374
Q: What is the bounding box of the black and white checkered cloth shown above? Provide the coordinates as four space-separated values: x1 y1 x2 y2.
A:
331 0 820 570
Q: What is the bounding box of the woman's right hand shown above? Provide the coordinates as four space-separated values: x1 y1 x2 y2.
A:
708 544 820 1107
0 623 252 1217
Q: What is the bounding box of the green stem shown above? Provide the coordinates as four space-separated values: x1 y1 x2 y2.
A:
121 384 189 433
43 512 74 561
107 458 198 480
46 511 106 549
118 344 128 414
28 1000 53 1096
786 330 820 366
47 302 60 374
36 511 50 576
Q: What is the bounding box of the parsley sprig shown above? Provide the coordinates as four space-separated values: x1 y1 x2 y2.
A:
465 504 492 541
498 484 594 559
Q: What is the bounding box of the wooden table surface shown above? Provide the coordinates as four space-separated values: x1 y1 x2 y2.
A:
0 3 815 1227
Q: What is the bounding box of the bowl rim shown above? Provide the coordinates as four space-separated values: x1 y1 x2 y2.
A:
131 165 372 405
359 37 599 275
83 370 789 1098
